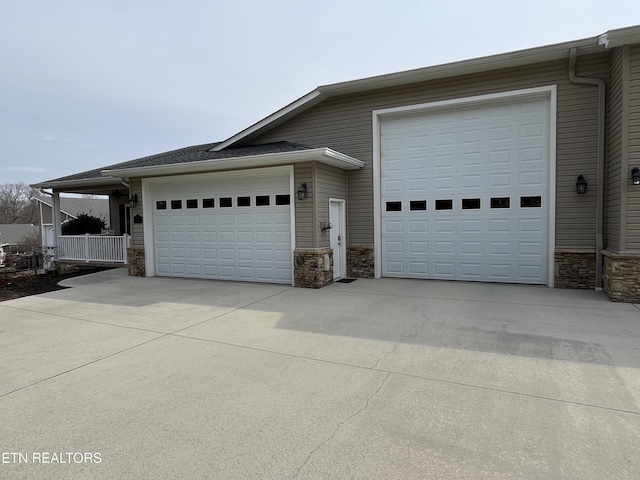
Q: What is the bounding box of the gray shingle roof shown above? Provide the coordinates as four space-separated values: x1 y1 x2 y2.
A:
42 141 316 183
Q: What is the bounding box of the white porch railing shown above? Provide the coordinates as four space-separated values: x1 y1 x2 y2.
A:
57 234 131 263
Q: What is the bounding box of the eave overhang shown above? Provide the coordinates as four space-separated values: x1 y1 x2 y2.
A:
101 147 364 178
31 177 124 193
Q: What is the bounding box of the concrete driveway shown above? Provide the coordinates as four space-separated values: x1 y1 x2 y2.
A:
1 268 639 479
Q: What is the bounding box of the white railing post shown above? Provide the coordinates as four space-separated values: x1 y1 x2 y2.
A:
122 234 128 263
84 233 90 262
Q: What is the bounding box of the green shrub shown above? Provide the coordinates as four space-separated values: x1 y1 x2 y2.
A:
61 214 106 235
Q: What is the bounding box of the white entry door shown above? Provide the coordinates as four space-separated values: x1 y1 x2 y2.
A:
329 199 346 280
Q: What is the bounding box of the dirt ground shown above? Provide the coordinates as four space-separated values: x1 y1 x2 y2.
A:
0 266 112 302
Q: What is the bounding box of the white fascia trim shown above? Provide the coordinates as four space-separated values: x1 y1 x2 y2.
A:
372 85 557 286
213 90 323 151
323 148 366 169
102 148 364 178
30 177 120 190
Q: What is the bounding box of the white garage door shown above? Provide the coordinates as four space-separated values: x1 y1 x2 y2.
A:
380 95 550 284
152 170 292 284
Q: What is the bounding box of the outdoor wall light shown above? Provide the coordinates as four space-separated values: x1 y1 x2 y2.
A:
129 194 138 207
575 175 588 194
296 183 308 200
632 167 640 186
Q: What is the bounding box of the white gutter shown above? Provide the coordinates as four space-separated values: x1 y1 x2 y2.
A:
568 47 605 290
101 148 364 178
31 177 121 191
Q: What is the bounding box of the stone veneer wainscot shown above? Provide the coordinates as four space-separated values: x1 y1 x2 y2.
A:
294 248 333 288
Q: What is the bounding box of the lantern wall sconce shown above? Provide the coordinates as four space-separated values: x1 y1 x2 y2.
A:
632 167 640 186
129 194 138 207
575 175 588 194
320 222 333 231
297 183 308 200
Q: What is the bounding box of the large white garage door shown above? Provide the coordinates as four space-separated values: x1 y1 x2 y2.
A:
152 170 292 284
380 94 550 284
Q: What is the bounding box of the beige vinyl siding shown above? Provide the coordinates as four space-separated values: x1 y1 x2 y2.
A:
130 178 144 247
250 54 609 248
315 163 347 248
606 47 625 252
294 163 314 249
627 46 640 250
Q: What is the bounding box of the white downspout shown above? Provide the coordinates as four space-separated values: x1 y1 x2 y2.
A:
568 47 605 290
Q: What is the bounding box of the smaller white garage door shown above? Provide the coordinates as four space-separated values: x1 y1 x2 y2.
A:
152 170 292 284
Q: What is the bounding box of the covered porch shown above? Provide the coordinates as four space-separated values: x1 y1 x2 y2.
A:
33 175 137 267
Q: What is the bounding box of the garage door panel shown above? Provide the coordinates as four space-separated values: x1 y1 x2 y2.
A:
154 171 292 284
219 231 234 243
187 264 202 275
201 214 216 226
381 95 549 284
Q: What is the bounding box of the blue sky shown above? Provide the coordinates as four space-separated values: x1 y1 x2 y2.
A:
1 0 639 186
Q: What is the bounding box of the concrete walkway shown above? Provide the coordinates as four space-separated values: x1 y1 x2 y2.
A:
1 268 639 479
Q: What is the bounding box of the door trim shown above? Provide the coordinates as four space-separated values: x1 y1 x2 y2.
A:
329 198 346 280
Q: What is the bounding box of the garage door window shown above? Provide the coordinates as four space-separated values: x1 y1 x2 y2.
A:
171 200 182 209
220 197 232 208
435 200 453 210
275 194 290 205
237 196 251 207
462 198 481 210
410 200 426 211
521 196 542 208
203 198 215 208
186 199 198 209
491 197 510 209
256 195 270 206
386 201 402 212
156 201 167 210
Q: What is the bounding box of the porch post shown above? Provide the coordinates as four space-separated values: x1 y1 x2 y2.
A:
51 192 62 257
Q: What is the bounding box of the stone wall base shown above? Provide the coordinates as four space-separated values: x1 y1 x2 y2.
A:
294 248 333 288
554 250 596 290
127 247 145 277
603 251 640 303
347 245 375 278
